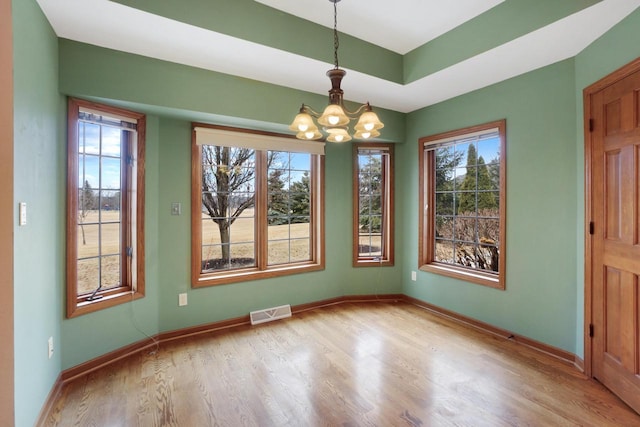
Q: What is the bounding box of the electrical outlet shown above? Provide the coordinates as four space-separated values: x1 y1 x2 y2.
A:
411 271 417 281
48 336 54 359
178 293 188 306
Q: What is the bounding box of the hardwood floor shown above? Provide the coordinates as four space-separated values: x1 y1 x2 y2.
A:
44 302 640 426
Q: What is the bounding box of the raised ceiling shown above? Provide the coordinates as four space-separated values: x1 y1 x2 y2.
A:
37 0 640 114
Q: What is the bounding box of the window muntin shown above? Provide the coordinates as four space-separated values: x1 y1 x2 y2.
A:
353 143 394 267
419 120 505 289
192 125 324 287
67 98 145 317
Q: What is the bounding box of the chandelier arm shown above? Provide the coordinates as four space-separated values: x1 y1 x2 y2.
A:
339 102 373 118
301 104 323 118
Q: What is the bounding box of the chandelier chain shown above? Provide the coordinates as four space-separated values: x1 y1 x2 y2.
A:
333 0 339 69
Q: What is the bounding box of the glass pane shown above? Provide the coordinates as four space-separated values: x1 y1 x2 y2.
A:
101 126 122 157
100 190 121 213
78 187 98 219
456 142 473 166
268 169 289 196
435 168 455 192
290 239 310 262
201 218 221 244
77 258 99 295
268 223 290 241
101 157 121 189
455 243 477 269
478 137 500 165
268 240 290 265
230 217 255 244
202 245 223 272
289 170 309 189
79 154 99 189
290 219 310 239
457 192 476 216
477 190 498 212
229 243 255 267
290 152 310 171
435 192 454 216
434 240 454 264
100 222 120 257
80 122 100 155
201 243 255 271
486 165 500 191
478 219 500 244
358 233 381 257
268 190 290 219
435 216 454 239
77 224 99 258
101 255 121 289
268 151 289 170
455 217 476 242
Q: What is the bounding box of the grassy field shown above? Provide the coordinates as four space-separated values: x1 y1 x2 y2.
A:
200 209 311 268
75 209 313 293
76 210 121 294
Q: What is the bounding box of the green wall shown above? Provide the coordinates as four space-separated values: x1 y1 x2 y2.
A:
400 59 579 353
12 1 63 426
57 41 403 370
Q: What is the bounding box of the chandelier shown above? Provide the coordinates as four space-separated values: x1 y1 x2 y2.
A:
289 0 384 143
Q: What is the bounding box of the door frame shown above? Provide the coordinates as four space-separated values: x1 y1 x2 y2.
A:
583 56 640 378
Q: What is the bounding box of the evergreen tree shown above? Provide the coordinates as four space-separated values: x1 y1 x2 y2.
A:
476 155 496 210
457 146 498 213
457 144 478 214
358 154 382 232
289 172 310 223
267 169 288 225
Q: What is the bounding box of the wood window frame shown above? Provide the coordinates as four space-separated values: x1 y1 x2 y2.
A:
352 143 395 267
418 120 506 290
66 98 146 318
191 124 325 287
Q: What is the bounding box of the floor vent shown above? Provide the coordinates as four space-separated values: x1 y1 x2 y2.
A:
250 304 292 325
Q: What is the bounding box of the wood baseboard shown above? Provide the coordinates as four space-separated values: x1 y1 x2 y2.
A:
402 295 578 367
35 374 63 427
40 293 581 426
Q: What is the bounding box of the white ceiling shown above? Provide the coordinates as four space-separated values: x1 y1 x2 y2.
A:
254 0 506 54
37 0 640 114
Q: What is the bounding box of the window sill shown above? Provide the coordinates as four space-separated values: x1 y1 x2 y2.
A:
419 263 504 290
193 261 325 288
353 258 394 268
68 290 144 318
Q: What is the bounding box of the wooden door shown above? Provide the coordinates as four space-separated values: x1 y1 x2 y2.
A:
587 58 640 414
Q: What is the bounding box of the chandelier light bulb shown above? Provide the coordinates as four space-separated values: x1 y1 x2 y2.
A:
328 115 340 126
298 123 309 132
364 123 375 131
305 130 315 139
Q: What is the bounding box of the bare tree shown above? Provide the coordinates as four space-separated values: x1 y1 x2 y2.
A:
201 146 256 263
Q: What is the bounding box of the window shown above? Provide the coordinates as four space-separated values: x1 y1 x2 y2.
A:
353 143 394 266
419 120 506 289
66 98 146 317
192 124 325 287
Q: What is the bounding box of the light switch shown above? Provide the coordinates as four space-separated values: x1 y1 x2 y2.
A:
171 202 181 216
